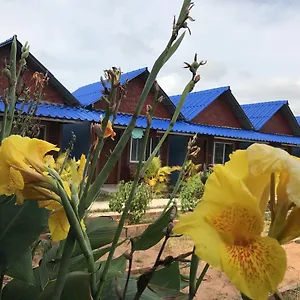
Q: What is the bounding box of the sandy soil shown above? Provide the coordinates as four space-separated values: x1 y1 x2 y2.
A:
112 236 300 300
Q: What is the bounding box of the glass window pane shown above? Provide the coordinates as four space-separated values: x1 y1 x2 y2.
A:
145 138 151 160
214 143 224 164
224 144 234 163
131 138 138 162
138 138 144 161
152 137 160 156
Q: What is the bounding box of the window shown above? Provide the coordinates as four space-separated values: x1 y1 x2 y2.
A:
130 137 160 163
213 142 234 164
37 125 47 140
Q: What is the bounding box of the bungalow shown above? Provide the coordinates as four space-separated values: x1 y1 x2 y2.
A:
1 36 300 185
72 67 179 183
241 100 300 153
0 36 83 149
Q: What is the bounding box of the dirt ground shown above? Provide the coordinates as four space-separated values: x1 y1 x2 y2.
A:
112 236 300 300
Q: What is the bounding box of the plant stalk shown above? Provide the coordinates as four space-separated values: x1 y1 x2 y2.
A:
57 183 97 297
52 234 76 300
133 236 169 300
95 105 154 300
123 240 134 300
0 273 4 300
84 20 188 214
141 79 196 175
195 263 209 293
188 248 199 300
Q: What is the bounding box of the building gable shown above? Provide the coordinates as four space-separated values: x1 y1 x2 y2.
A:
192 93 243 128
0 36 79 106
170 87 252 129
74 67 179 119
260 109 293 135
93 75 172 119
242 101 300 136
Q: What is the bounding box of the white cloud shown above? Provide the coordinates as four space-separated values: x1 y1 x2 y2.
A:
0 0 300 114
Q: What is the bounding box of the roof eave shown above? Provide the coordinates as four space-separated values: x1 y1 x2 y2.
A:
281 104 300 136
0 37 80 107
225 89 254 130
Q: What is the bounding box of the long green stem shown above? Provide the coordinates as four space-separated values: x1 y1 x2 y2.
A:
95 108 153 300
84 23 187 214
4 36 17 138
57 183 97 297
161 148 190 214
195 263 209 292
0 273 4 300
188 248 199 300
141 80 196 175
52 234 75 300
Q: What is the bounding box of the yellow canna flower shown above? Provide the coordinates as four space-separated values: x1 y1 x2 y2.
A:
174 164 287 300
226 144 300 244
104 120 116 140
246 144 300 207
48 207 70 242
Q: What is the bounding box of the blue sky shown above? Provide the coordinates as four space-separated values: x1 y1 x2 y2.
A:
1 0 300 114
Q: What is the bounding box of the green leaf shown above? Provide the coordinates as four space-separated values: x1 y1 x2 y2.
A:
102 277 187 300
97 255 126 282
133 206 174 251
0 199 49 273
102 278 161 300
72 217 117 256
163 32 186 65
4 250 35 285
150 261 181 291
70 239 126 272
38 271 92 300
2 279 40 300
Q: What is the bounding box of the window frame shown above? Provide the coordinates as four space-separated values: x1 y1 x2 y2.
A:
212 141 234 165
38 124 47 140
129 136 159 163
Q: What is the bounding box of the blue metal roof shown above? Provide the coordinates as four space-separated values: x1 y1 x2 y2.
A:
170 86 229 121
1 100 300 145
72 67 148 106
0 101 100 122
112 112 300 145
296 116 300 124
0 36 80 106
241 101 287 130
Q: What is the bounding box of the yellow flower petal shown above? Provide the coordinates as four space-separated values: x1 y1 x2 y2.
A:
247 144 288 175
0 166 24 196
174 164 286 298
48 208 70 242
221 236 286 300
226 150 270 214
277 207 300 244
285 156 300 206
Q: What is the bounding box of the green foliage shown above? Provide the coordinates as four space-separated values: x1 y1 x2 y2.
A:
180 174 205 212
109 181 152 224
0 197 49 273
133 206 176 251
143 156 180 195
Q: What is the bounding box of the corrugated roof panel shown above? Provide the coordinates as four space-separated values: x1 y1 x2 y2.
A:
0 101 101 122
1 101 300 145
241 101 287 130
72 67 147 106
112 112 300 145
170 86 229 121
296 116 300 124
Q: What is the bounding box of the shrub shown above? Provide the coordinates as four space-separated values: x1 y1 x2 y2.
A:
109 181 152 224
180 174 205 212
143 156 180 196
